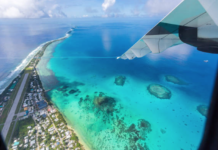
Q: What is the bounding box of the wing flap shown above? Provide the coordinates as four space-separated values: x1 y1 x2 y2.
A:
118 0 215 60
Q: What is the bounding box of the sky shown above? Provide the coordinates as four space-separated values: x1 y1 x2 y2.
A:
0 0 183 18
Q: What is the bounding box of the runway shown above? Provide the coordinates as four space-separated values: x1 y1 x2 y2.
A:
1 73 29 139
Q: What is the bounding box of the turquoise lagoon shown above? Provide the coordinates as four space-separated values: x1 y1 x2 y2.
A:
37 20 218 150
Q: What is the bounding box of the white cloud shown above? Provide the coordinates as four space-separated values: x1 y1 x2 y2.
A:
2 7 23 18
145 0 182 16
102 0 116 11
0 0 67 18
82 15 89 18
48 4 67 18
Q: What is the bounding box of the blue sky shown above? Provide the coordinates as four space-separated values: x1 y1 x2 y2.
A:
0 0 182 18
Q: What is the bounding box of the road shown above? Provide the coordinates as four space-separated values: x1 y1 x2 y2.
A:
1 73 29 139
16 112 26 117
48 113 63 144
32 117 39 150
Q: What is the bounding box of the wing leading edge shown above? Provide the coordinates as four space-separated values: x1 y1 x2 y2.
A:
118 0 218 60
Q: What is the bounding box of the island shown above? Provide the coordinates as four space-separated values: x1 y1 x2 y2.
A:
0 31 85 150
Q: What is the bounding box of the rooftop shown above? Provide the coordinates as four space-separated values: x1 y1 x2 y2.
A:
36 100 48 110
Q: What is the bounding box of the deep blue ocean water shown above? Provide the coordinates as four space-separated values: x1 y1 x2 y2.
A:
0 19 69 93
36 18 218 150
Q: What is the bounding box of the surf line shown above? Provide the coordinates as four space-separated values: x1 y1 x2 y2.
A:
0 56 118 59
36 56 118 59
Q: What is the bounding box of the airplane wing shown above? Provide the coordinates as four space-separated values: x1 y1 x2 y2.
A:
118 0 218 60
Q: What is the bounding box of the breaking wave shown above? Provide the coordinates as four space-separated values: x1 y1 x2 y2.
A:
0 28 74 94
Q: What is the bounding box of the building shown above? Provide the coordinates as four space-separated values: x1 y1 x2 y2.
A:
38 93 42 100
47 106 56 113
30 140 35 147
42 114 47 119
36 100 48 110
23 103 28 108
48 127 54 132
24 138 28 144
25 110 29 116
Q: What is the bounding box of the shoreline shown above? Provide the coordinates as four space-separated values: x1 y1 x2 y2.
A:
56 107 91 150
56 109 91 150
35 35 89 150
0 34 68 95
36 41 62 90
35 31 88 150
1 28 88 150
67 125 91 150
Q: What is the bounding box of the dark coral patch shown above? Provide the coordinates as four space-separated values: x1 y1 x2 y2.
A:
147 84 171 99
126 124 137 133
165 75 188 85
138 119 152 133
160 129 166 134
69 89 78 94
115 76 126 86
197 105 208 117
71 81 85 87
93 94 116 113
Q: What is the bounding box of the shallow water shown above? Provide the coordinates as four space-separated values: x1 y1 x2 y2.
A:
37 19 218 150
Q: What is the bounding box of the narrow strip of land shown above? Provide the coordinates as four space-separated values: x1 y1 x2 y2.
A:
1 73 29 139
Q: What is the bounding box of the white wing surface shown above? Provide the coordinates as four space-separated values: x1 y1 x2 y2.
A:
118 0 218 60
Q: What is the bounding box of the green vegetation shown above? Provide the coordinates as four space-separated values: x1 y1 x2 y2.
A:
13 117 35 139
0 124 4 132
38 136 43 143
48 124 53 129
52 112 67 126
70 132 79 141
44 134 52 145
25 67 33 71
12 115 17 120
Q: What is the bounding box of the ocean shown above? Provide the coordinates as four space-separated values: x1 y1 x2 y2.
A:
0 19 70 93
3 18 218 150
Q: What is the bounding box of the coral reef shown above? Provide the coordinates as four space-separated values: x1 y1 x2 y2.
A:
69 89 79 94
93 93 116 113
56 81 84 96
197 105 208 117
160 129 166 134
147 84 171 99
115 76 126 86
138 119 152 133
165 75 188 85
77 91 152 150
